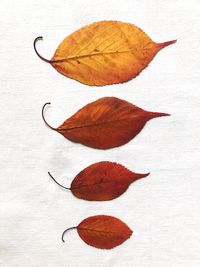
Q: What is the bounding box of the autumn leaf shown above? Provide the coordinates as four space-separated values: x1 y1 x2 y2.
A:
62 215 132 249
42 97 170 149
34 20 176 86
48 161 149 201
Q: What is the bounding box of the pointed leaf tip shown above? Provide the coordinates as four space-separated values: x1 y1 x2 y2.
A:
158 39 177 49
135 172 150 179
147 111 170 120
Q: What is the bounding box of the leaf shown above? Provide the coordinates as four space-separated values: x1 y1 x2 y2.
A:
48 161 149 201
42 97 170 149
34 20 176 86
62 215 132 249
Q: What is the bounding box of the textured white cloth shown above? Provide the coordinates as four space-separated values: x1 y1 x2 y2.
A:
1 0 200 266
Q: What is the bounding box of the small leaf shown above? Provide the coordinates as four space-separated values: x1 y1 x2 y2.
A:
42 97 170 149
62 215 132 249
48 161 149 201
34 20 176 86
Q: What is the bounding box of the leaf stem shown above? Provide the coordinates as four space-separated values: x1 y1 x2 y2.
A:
48 172 71 190
62 227 77 242
41 103 57 131
33 36 52 63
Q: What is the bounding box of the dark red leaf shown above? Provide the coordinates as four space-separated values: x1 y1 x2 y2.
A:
42 97 170 149
49 161 149 201
62 215 133 249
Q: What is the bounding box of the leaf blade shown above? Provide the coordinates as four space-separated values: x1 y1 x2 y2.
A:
43 97 169 149
71 161 149 201
77 215 133 249
34 21 176 86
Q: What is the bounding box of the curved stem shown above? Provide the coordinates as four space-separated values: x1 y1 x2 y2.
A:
33 36 52 63
42 103 57 131
62 227 77 242
48 172 71 190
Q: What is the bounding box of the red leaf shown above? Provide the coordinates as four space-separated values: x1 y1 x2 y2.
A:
62 215 133 249
42 97 170 149
49 161 149 201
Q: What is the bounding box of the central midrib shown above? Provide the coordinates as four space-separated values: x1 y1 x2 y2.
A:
71 180 116 190
58 115 141 131
78 227 121 235
52 49 137 63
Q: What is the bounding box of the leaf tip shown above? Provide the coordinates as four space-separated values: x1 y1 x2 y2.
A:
158 112 171 117
158 39 177 49
148 111 171 120
135 172 150 180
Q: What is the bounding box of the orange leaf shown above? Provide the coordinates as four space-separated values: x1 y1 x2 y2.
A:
62 215 132 249
48 161 149 201
42 97 170 149
34 20 176 86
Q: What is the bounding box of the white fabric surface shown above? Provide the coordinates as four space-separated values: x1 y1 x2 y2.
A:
1 0 200 266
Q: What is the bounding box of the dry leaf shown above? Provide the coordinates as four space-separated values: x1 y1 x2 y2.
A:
48 161 149 201
34 20 176 86
42 97 170 149
62 215 132 249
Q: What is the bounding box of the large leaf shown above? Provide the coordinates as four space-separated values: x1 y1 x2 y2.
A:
62 215 132 249
34 20 176 86
48 161 149 201
42 97 170 149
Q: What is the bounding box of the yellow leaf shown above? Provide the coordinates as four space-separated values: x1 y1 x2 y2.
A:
34 21 176 86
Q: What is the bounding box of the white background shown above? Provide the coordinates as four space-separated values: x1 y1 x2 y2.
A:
1 0 200 266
